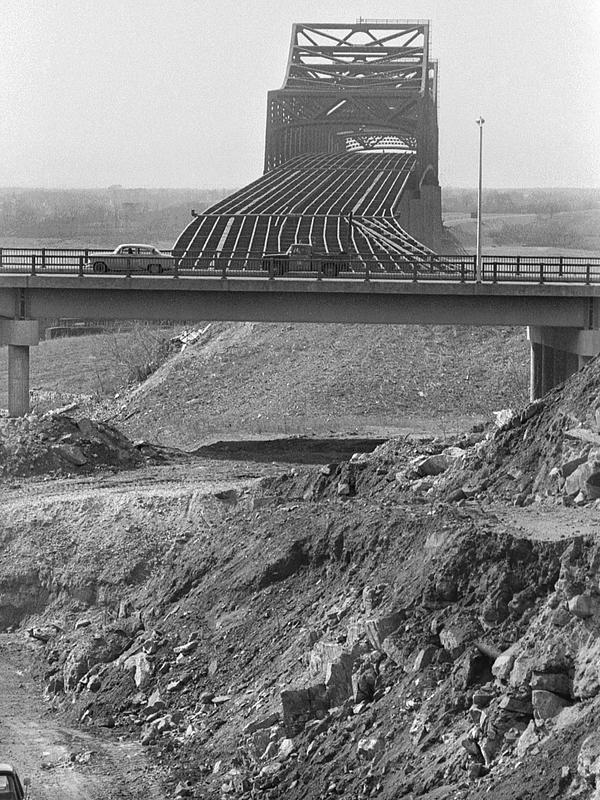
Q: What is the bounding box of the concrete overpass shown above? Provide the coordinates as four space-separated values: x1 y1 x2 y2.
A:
2 270 600 416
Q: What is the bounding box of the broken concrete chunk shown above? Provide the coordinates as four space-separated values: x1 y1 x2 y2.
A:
439 626 470 658
577 732 600 785
413 646 438 672
356 736 384 761
53 443 88 466
568 594 599 619
499 692 533 716
412 454 450 477
364 611 404 650
532 689 570 720
243 712 281 737
278 738 295 759
381 633 403 666
491 643 520 683
123 652 153 689
281 684 328 737
561 454 589 479
516 720 541 758
565 428 600 446
530 672 571 698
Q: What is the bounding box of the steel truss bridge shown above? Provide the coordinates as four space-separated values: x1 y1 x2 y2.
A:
174 20 443 264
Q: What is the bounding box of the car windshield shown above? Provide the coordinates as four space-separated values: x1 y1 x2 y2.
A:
0 774 17 799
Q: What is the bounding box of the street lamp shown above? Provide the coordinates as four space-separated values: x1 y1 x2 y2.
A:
475 116 485 282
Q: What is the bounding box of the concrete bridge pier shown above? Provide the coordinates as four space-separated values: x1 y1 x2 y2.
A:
528 326 600 400
0 320 40 416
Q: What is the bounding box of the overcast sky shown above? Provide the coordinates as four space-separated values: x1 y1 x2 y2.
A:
1 0 598 189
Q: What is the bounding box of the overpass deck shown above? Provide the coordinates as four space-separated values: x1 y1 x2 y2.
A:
1 250 600 417
1 271 600 329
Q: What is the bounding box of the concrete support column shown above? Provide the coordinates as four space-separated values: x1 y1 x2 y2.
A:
0 318 40 417
8 345 30 417
540 343 555 396
528 325 600 399
530 341 543 400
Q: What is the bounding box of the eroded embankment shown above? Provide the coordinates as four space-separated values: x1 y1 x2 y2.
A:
3 450 600 800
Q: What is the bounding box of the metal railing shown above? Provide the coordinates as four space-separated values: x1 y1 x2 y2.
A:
0 248 599 284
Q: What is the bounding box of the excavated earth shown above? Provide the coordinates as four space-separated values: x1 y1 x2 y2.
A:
4 359 600 798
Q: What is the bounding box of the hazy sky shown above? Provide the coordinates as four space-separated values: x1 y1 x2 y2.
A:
1 0 599 189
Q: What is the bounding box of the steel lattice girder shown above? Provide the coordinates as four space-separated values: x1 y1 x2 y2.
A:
264 20 438 178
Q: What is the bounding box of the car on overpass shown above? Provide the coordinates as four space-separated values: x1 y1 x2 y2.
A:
261 242 349 278
87 244 173 274
0 764 31 799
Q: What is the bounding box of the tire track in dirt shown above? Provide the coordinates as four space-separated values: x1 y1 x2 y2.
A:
0 635 165 800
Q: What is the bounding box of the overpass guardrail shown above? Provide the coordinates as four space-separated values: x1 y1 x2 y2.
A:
0 249 599 283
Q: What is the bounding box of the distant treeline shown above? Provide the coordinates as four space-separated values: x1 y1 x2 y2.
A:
0 186 598 243
443 187 600 215
0 187 233 241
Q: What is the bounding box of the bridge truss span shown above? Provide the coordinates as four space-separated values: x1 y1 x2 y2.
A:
174 19 443 273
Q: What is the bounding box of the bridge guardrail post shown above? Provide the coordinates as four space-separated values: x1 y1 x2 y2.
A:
173 258 179 279
586 263 591 285
460 261 465 283
539 263 544 284
41 248 46 271
316 259 322 281
516 255 520 276
492 262 497 283
472 255 477 281
221 258 227 280
31 254 36 276
364 261 370 282
0 248 3 270
559 256 563 278
126 257 132 278
412 261 418 282
268 257 274 280
78 256 84 278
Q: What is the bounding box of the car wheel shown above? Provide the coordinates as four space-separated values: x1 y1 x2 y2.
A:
93 262 108 274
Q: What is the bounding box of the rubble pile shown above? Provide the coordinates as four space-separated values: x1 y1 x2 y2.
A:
285 354 600 510
9 356 600 798
438 357 600 507
0 411 172 477
23 478 600 799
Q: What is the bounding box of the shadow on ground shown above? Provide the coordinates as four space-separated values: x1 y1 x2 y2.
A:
192 437 386 465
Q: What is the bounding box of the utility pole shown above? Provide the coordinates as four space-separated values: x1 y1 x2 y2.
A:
475 117 485 282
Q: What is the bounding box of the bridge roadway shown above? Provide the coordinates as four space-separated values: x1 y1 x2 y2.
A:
1 271 600 415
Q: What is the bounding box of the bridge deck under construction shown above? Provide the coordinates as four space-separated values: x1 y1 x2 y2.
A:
175 152 432 266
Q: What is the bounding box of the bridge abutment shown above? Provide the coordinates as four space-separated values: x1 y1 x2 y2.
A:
0 320 40 417
528 326 600 400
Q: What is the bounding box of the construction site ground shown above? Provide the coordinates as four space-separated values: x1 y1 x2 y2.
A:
4 320 600 798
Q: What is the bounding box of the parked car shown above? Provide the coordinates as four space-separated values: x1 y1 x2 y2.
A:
261 242 348 277
87 244 173 274
0 764 31 799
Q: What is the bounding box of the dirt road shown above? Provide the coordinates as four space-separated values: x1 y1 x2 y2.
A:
0 634 166 800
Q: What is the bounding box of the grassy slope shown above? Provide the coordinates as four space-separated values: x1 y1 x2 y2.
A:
108 322 528 447
0 322 528 445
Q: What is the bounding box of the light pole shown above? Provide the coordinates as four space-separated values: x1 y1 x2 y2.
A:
475 116 485 282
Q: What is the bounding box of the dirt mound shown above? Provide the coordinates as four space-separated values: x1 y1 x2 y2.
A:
0 411 173 478
102 321 528 447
